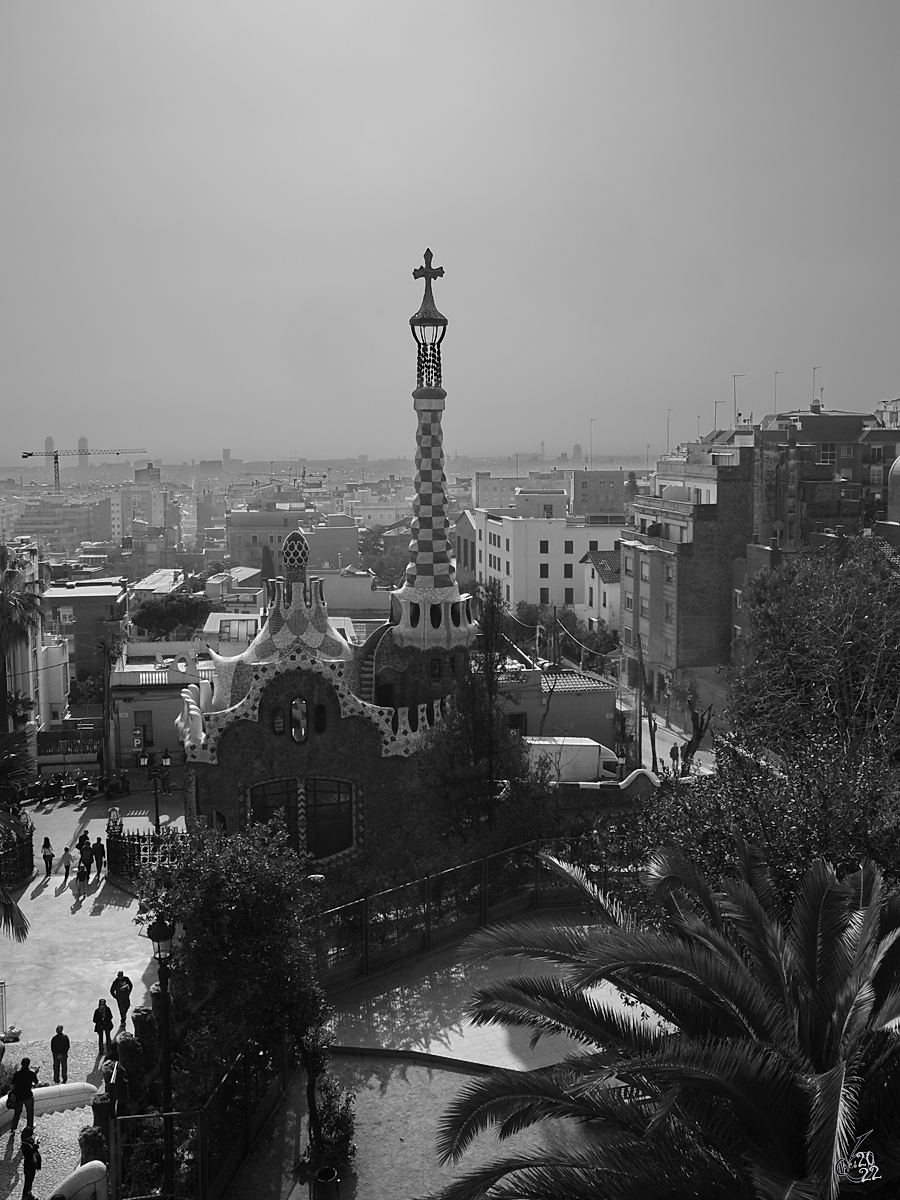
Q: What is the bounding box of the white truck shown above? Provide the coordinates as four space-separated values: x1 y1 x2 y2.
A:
524 736 621 783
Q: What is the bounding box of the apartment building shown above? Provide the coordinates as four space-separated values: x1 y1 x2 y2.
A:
473 491 619 618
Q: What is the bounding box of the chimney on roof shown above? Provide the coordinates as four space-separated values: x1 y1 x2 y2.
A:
811 393 822 415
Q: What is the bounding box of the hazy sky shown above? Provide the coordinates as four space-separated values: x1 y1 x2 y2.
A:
2 1 899 466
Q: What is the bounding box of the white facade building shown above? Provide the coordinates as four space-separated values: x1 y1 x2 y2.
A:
473 492 621 618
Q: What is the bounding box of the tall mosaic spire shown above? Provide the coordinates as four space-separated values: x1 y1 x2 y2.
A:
405 249 454 590
390 249 475 650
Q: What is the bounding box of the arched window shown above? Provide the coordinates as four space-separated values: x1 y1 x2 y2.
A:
410 603 420 628
272 706 285 735
430 604 442 628
314 704 327 734
305 778 354 858
291 698 309 742
249 778 300 847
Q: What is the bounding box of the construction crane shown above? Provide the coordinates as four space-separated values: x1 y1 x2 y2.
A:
22 447 148 492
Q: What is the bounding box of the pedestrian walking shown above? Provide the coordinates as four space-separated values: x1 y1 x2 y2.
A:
40 837 54 877
91 836 106 879
20 1127 41 1200
75 859 89 900
110 970 134 1025
93 999 113 1054
50 1024 70 1084
60 846 73 882
8 1057 39 1132
669 743 680 773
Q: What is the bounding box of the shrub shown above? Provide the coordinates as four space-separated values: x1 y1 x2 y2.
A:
317 1072 356 1170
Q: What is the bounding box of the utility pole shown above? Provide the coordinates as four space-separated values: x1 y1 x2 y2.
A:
813 366 822 407
666 408 673 454
774 371 782 409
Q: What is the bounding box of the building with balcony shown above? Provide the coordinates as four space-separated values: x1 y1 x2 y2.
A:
110 643 217 766
43 577 128 682
621 428 863 723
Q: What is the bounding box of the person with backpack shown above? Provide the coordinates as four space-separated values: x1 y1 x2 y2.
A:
75 858 89 900
110 970 134 1025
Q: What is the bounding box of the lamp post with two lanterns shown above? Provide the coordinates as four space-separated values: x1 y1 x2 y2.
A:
138 748 171 832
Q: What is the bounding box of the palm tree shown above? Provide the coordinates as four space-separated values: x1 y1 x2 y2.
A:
0 729 31 941
429 843 900 1199
0 544 44 734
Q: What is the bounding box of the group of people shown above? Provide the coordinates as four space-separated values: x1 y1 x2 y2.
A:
39 831 105 898
6 969 135 1197
93 970 134 1051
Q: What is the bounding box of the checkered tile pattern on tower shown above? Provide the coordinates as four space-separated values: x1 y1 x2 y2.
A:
405 410 456 590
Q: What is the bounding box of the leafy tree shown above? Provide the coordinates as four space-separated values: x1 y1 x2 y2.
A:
430 844 900 1199
358 524 386 565
136 822 332 1107
132 593 213 640
0 545 44 733
69 674 103 706
260 543 276 582
729 537 900 763
412 582 555 843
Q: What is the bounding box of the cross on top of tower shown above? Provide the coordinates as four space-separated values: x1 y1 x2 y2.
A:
410 247 447 327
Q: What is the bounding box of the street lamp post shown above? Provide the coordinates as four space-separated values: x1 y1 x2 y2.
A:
589 418 595 472
813 366 822 407
148 918 175 1200
139 748 171 832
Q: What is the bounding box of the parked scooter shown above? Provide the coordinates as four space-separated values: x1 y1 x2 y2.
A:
103 773 131 800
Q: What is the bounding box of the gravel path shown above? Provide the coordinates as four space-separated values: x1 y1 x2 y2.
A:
0 1038 107 1200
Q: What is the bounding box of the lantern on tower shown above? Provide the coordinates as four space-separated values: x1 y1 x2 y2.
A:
409 248 448 394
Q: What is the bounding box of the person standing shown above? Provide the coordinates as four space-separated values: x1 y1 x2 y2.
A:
75 859 89 900
110 970 134 1025
20 1128 41 1200
9 1057 39 1131
40 838 54 877
91 837 106 880
93 999 113 1054
50 1025 70 1084
160 763 172 795
668 742 680 773
60 846 73 883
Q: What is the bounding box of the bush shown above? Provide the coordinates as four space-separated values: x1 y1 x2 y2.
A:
317 1071 356 1170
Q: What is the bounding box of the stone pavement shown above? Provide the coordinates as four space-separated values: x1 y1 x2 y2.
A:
0 1037 105 1200
4 780 185 1043
1 779 185 1199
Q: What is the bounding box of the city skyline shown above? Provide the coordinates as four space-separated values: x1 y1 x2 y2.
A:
3 2 900 461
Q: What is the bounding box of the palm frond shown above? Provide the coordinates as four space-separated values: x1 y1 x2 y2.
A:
733 832 784 923
435 1066 621 1164
459 917 596 968
787 860 852 1003
643 846 726 934
537 852 639 929
466 975 668 1055
716 878 792 1014
569 928 778 1040
0 880 29 942
806 1061 860 1200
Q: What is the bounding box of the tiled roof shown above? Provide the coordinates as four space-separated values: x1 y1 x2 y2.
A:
579 549 620 582
540 670 616 694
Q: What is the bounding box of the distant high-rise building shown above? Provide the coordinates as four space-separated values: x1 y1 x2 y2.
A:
573 443 583 467
44 436 54 458
222 449 231 468
78 436 89 469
